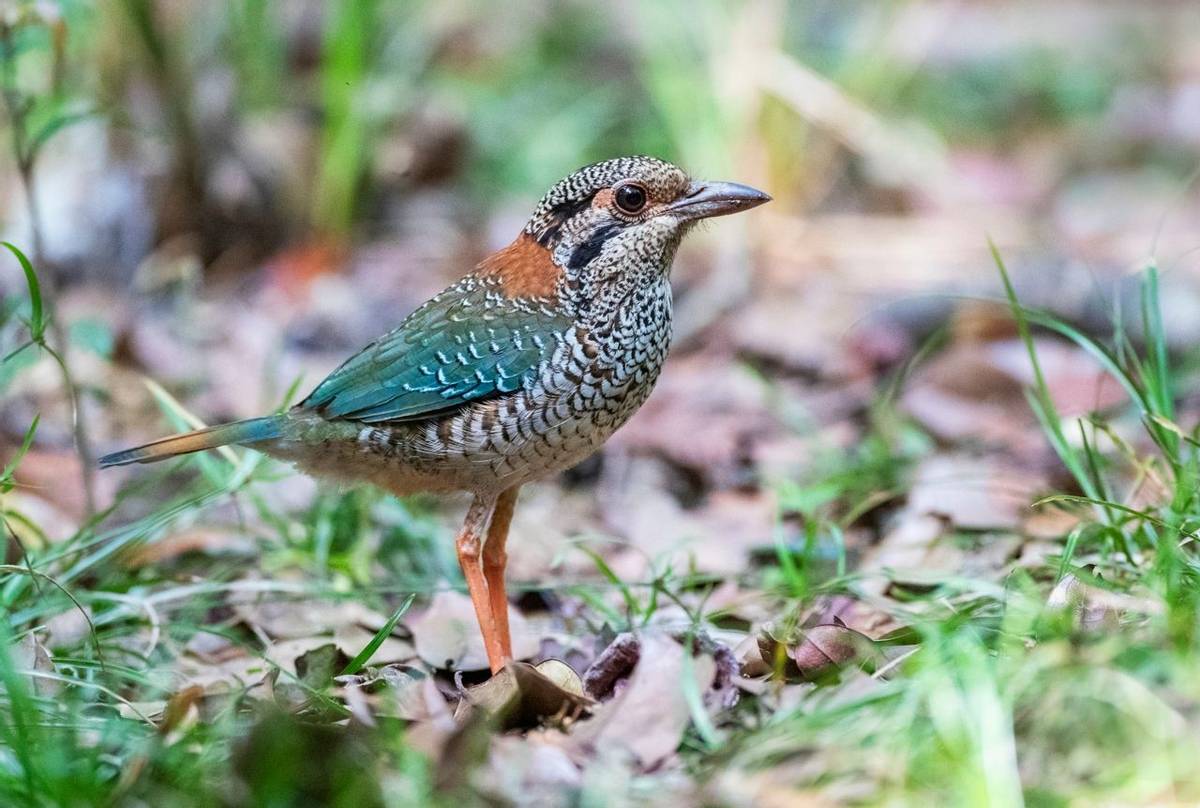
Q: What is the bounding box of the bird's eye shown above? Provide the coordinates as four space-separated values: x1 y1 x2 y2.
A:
614 182 648 215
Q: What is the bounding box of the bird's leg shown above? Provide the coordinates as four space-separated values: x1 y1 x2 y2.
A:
482 486 520 668
456 493 505 673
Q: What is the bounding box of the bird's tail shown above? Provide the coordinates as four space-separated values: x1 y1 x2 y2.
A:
98 416 283 468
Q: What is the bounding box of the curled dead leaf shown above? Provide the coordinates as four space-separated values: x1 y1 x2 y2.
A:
582 633 640 702
759 623 880 682
790 624 877 681
583 630 739 709
160 684 204 741
454 659 591 732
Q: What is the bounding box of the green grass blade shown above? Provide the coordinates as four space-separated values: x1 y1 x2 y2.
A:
0 414 38 492
578 545 641 619
339 593 415 676
2 241 44 342
993 241 1098 501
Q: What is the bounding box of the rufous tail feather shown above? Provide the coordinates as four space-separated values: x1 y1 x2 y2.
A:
97 416 282 467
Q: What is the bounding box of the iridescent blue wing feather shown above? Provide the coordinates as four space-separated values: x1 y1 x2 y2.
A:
299 277 570 423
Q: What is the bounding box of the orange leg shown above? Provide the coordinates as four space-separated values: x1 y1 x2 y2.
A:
455 494 505 673
482 487 520 668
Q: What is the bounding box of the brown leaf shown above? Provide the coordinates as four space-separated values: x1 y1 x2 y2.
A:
2 492 77 548
126 527 254 567
611 354 778 486
407 589 538 671
234 598 390 640
600 460 777 577
907 454 1044 531
901 335 1125 458
582 633 640 702
731 291 875 380
1046 573 1161 631
570 633 716 769
12 448 119 521
172 650 273 695
274 642 345 713
378 667 452 723
857 511 951 597
160 685 204 738
789 625 878 681
43 605 93 651
481 733 582 802
454 659 591 731
802 594 905 641
10 633 60 697
759 624 880 683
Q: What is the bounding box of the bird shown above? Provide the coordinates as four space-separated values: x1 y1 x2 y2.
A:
99 156 770 675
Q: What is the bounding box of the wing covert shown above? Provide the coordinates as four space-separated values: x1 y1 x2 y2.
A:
299 278 569 423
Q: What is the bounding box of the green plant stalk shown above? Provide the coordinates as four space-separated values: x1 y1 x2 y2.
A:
0 25 96 515
312 0 378 237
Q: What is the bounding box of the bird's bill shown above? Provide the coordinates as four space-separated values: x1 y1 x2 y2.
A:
665 180 772 221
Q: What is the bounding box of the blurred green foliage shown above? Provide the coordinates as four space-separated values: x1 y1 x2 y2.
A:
2 0 1154 245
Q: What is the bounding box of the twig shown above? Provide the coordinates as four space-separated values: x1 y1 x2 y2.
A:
0 19 97 515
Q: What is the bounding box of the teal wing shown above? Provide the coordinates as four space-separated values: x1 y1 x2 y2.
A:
299 278 570 424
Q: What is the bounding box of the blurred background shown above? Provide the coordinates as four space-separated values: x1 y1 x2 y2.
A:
3 1 1200 804
6 0 1200 542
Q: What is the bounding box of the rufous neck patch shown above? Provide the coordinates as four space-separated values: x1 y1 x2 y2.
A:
476 233 562 299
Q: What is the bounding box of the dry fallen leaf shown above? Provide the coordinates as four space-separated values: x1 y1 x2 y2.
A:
12 448 120 521
571 633 716 769
126 527 255 567
454 659 591 731
758 622 881 683
611 354 778 487
274 642 345 712
160 684 205 740
790 624 879 681
10 633 61 697
907 454 1044 531
1046 573 1162 631
802 594 904 640
42 605 94 651
857 511 950 597
377 667 452 722
234 597 390 641
407 589 538 671
170 656 264 693
901 334 1125 461
600 459 777 578
480 733 583 803
582 633 641 702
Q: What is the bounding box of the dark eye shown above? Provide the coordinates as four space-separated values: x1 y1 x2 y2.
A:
614 182 648 215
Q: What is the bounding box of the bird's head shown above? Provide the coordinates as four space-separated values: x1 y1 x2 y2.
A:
478 156 769 305
528 155 770 273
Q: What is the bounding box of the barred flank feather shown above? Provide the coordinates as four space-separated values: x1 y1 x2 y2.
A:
97 416 283 467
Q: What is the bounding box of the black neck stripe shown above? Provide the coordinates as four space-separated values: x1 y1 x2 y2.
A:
566 223 621 270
